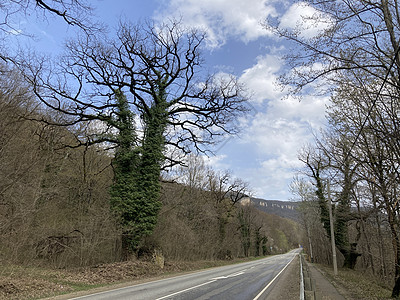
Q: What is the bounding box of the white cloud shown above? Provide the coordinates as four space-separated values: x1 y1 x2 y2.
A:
240 54 283 104
244 113 308 156
232 94 328 199
153 0 331 200
268 95 328 129
279 2 333 39
204 154 230 170
237 158 298 199
155 0 277 48
243 94 328 154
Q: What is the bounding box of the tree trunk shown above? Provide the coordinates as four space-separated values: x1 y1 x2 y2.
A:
388 207 400 298
391 236 400 298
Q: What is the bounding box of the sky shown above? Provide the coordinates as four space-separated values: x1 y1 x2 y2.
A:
6 0 330 201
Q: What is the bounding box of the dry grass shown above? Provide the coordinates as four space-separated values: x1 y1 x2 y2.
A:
317 264 392 300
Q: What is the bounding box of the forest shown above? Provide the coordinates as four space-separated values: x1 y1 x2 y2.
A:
0 74 300 266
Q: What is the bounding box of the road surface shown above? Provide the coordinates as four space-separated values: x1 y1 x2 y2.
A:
71 249 300 300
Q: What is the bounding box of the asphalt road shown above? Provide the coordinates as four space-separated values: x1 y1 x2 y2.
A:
71 249 300 300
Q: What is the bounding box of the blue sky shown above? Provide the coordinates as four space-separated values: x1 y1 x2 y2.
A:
6 0 329 200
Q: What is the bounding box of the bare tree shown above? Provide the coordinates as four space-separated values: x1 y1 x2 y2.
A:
269 1 400 295
18 19 248 255
20 19 248 162
267 0 400 98
0 0 93 33
0 0 95 63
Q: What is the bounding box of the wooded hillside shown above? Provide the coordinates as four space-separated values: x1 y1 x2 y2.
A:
0 70 300 268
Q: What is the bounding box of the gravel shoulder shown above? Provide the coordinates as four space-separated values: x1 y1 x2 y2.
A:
263 254 300 300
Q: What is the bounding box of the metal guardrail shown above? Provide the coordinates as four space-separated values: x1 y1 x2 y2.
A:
300 253 318 300
299 253 305 300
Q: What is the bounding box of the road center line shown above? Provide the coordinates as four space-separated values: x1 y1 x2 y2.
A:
211 269 247 280
253 254 297 300
228 271 245 277
155 279 217 300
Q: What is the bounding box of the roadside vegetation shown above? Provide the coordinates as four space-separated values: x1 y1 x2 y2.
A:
318 264 393 300
280 1 400 297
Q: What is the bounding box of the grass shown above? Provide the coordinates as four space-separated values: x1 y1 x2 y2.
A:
0 262 96 300
316 264 393 300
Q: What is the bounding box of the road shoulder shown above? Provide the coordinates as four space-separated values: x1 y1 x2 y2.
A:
263 254 300 300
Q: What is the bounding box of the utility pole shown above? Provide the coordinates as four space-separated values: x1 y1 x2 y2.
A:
327 179 338 275
307 226 314 263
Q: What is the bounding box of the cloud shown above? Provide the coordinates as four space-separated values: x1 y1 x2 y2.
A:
233 93 329 199
237 158 299 199
154 0 277 48
279 2 333 39
204 154 230 170
238 52 328 156
244 114 307 156
240 54 283 104
268 95 328 129
243 94 328 154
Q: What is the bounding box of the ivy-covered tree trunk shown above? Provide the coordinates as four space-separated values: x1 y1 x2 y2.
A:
335 193 353 268
109 83 168 257
335 160 351 268
109 90 142 257
238 207 251 257
133 82 168 248
254 226 263 257
315 175 330 235
335 156 360 269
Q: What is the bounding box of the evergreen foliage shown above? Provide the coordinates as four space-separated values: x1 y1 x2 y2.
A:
315 176 330 237
334 156 353 268
109 87 166 254
109 90 141 252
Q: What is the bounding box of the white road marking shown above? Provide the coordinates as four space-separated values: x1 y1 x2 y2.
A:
211 269 247 281
253 254 297 300
155 279 217 300
159 269 248 299
227 271 245 277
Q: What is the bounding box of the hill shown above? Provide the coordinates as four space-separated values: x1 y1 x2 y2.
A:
249 198 300 221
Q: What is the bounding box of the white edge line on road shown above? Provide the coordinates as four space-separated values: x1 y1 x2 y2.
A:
155 279 217 300
253 254 297 300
